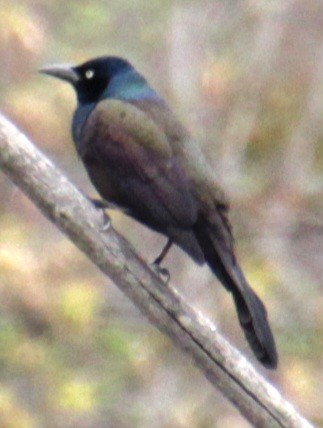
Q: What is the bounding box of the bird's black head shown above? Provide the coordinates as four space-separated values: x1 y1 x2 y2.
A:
40 56 133 104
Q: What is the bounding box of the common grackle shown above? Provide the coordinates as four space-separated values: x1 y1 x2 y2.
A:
40 56 278 369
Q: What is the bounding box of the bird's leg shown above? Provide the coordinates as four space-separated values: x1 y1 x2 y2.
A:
153 239 173 265
151 239 173 283
89 198 111 231
90 198 111 209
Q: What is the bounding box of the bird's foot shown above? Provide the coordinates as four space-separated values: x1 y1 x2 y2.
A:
150 262 170 284
101 213 111 231
89 198 111 231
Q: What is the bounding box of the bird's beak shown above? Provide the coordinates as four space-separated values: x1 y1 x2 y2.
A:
39 64 80 85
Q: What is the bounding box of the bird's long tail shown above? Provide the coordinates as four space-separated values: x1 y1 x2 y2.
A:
194 215 278 369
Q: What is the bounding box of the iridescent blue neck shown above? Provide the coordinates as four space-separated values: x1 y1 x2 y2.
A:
103 69 163 102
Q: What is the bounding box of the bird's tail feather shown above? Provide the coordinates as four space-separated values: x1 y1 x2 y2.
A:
194 216 278 369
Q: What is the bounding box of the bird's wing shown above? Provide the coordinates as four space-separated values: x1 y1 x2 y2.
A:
79 98 198 229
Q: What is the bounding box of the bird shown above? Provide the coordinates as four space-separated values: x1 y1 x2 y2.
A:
40 56 278 369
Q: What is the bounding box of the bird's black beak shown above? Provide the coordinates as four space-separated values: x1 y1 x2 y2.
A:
39 64 80 85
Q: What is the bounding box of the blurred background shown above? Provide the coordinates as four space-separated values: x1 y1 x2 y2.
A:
1 0 323 427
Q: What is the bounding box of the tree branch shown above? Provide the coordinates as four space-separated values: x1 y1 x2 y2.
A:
0 113 314 428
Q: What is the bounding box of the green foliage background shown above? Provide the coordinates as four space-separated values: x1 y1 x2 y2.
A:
0 0 322 427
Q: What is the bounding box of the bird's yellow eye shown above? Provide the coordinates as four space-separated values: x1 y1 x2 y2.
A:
85 69 94 79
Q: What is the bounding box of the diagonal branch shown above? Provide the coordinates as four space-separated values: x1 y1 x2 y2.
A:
0 113 314 428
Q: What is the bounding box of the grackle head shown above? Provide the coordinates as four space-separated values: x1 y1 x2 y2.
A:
40 56 160 104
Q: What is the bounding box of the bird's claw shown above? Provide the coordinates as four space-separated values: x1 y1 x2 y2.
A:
101 212 111 231
150 262 170 284
89 198 111 231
